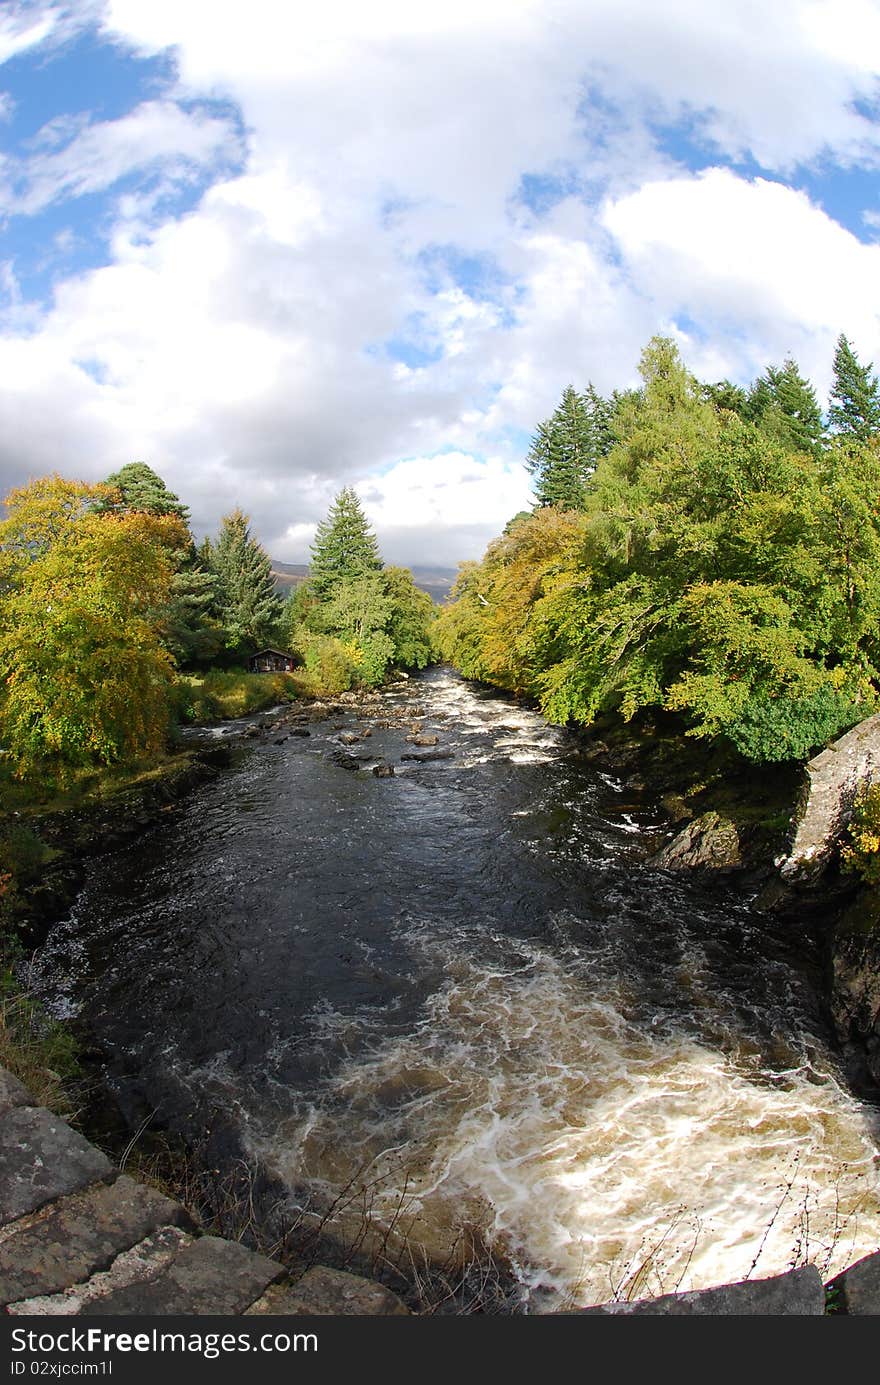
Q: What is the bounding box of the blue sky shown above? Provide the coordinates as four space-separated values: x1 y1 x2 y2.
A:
1 0 880 565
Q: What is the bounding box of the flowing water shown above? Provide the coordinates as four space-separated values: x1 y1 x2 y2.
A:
29 668 880 1308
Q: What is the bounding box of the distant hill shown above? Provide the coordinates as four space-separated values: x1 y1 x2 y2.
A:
270 560 458 603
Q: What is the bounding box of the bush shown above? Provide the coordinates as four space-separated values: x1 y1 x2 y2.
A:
175 670 299 722
293 633 360 695
842 783 880 885
725 687 863 763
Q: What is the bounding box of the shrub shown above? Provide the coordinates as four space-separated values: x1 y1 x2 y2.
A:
175 670 298 722
293 633 360 695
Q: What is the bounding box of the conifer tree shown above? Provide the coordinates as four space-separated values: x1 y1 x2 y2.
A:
309 487 382 598
828 333 880 443
747 357 825 456
101 462 191 522
527 384 609 510
209 508 284 653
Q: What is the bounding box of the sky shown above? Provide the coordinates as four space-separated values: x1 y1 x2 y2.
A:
1 1 880 568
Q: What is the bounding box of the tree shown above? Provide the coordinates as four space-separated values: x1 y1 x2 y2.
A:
828 333 880 443
0 480 181 779
527 385 596 510
99 462 191 523
208 509 284 654
100 462 219 667
747 357 825 456
309 488 382 598
383 566 436 670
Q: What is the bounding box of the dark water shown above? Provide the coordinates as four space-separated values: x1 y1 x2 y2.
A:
29 668 880 1306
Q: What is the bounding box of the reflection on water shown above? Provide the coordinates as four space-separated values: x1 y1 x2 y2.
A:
30 668 880 1308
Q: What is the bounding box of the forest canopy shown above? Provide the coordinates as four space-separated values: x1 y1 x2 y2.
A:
437 333 880 763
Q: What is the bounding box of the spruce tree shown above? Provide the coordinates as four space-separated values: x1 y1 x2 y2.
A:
309 487 382 598
527 385 605 510
209 508 284 653
747 358 825 457
828 333 880 443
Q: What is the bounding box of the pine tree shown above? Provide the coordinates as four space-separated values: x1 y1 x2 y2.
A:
828 333 880 443
101 462 191 523
309 487 382 598
209 509 284 653
527 385 605 510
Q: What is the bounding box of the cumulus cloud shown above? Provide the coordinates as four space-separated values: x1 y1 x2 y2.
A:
0 3 879 564
603 169 880 388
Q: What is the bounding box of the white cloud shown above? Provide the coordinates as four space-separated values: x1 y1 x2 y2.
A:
603 168 880 388
2 3 880 565
1 100 241 216
355 452 533 565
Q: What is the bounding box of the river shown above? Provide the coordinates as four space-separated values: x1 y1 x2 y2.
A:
28 667 880 1309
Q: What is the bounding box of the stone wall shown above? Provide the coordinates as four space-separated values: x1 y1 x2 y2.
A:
780 713 880 880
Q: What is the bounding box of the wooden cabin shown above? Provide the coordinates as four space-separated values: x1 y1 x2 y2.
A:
248 648 297 674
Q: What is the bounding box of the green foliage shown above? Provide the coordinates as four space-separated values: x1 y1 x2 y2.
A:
175 670 299 722
292 632 359 695
100 462 191 523
828 334 880 443
841 783 880 885
441 334 880 763
99 463 221 669
292 496 435 689
527 384 611 510
0 482 181 781
383 566 436 670
207 508 284 656
309 487 382 599
747 357 825 457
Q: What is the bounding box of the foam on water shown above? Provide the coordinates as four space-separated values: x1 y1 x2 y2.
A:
264 930 880 1309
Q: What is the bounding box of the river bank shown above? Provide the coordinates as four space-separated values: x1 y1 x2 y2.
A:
5 668 880 1311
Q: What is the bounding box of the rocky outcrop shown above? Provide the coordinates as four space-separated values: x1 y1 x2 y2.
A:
780 713 880 881
649 811 741 871
827 889 880 1091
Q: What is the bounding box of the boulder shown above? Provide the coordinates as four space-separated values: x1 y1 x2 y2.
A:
400 750 455 763
405 734 439 746
826 1250 880 1314
649 811 741 871
0 1068 31 1116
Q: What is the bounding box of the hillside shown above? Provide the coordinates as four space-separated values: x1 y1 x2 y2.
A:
270 560 457 603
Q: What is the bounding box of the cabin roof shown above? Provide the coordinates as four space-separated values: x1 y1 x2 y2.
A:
249 648 295 659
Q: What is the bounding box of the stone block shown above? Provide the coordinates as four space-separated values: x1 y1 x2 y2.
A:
246 1266 410 1315
7 1226 189 1315
0 1175 190 1305
77 1235 285 1315
826 1250 880 1314
0 1107 113 1225
579 1264 824 1315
